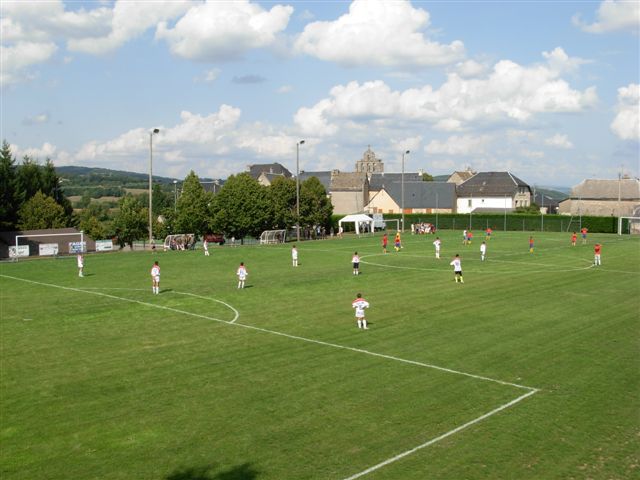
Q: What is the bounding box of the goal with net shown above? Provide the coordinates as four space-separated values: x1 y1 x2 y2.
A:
9 230 86 259
260 229 287 244
617 217 640 235
163 234 196 251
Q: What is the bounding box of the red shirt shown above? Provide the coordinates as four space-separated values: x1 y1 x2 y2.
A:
571 234 577 242
594 244 601 254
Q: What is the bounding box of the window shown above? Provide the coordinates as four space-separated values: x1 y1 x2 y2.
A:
468 199 472 207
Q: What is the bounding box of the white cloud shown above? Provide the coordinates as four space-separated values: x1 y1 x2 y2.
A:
544 134 574 149
454 59 488 78
12 142 58 160
0 41 57 85
611 83 640 140
294 49 597 135
277 85 293 94
195 68 221 83
294 0 464 67
22 112 50 125
425 135 490 156
542 47 590 74
156 0 293 61
573 0 640 34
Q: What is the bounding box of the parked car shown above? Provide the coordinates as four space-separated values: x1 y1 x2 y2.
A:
204 233 225 245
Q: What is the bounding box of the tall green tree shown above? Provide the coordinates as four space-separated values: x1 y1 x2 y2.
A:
211 173 270 239
112 195 147 248
41 159 74 220
421 172 434 182
173 171 212 236
17 191 67 230
0 141 23 230
299 176 333 230
267 177 297 229
16 156 43 200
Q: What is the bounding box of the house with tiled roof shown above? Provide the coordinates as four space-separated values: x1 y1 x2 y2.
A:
558 178 640 217
298 171 332 192
365 181 456 214
456 172 532 214
247 163 292 180
447 168 476 185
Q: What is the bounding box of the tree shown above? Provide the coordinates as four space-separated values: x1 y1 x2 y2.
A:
17 191 67 230
112 195 147 248
78 202 111 240
16 156 43 200
211 173 270 240
267 177 297 229
421 172 434 182
173 171 212 236
0 140 23 230
299 176 333 231
41 159 74 220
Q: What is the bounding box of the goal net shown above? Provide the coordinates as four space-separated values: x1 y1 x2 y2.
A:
163 234 196 250
10 231 85 258
260 229 287 244
617 217 640 235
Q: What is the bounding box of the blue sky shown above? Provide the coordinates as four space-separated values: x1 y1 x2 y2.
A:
2 0 639 187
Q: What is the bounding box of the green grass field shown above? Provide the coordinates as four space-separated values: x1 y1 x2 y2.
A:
1 231 638 480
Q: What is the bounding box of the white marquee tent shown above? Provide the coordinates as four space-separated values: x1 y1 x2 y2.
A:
338 213 374 235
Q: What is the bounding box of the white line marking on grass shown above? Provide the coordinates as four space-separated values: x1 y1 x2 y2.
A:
1 274 536 391
342 389 538 480
73 287 240 322
1 276 239 324
2 274 540 478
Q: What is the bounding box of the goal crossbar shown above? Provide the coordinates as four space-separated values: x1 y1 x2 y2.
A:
618 217 640 235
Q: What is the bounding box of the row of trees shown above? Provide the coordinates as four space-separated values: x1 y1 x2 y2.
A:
1 141 333 245
0 141 74 231
110 171 333 247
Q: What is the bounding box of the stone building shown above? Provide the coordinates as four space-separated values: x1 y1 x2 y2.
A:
558 178 640 217
329 171 369 214
355 146 384 174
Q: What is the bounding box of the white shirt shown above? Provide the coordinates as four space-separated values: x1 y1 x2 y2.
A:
237 266 247 280
151 265 160 277
480 244 486 253
292 248 298 259
77 255 84 267
450 258 462 272
433 239 441 250
352 298 370 317
352 254 360 263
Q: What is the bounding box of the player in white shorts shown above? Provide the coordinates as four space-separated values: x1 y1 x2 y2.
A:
203 239 210 256
237 262 248 289
291 245 298 267
480 241 487 261
77 253 84 277
352 293 370 329
433 237 441 259
151 261 160 294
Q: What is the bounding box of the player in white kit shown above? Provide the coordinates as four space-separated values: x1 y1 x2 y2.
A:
291 245 298 267
151 261 160 294
352 293 370 329
433 237 441 259
237 262 248 289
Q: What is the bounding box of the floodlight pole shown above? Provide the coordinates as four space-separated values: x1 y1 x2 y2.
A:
173 180 178 213
401 150 410 232
296 140 305 242
148 128 159 246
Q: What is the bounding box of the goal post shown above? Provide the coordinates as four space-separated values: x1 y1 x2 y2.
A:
260 229 287 244
384 219 400 232
617 217 640 235
11 231 85 258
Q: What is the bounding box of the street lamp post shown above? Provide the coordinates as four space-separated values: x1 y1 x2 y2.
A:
401 150 410 232
296 140 305 242
148 128 159 246
173 180 178 213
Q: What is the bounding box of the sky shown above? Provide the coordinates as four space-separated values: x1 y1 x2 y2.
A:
1 0 639 188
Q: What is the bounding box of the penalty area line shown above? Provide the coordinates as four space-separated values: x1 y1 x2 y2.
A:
341 389 538 480
0 275 239 324
1 274 537 392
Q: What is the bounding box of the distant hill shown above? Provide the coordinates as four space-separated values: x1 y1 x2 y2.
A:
56 166 217 198
535 186 570 201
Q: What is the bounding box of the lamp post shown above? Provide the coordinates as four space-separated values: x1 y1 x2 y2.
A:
296 140 305 242
401 150 410 232
173 180 178 213
148 128 159 245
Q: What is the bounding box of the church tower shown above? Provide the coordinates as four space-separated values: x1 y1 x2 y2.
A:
355 146 384 173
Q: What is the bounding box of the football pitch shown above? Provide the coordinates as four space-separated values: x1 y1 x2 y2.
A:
1 231 638 480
